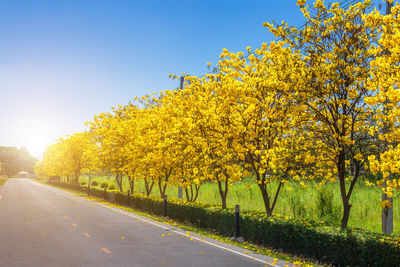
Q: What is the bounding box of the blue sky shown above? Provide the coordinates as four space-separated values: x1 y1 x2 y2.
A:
0 0 385 158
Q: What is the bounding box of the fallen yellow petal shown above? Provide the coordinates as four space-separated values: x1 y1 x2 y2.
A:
102 248 111 254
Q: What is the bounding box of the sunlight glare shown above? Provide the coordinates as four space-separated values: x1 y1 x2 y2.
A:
25 133 49 159
20 120 58 159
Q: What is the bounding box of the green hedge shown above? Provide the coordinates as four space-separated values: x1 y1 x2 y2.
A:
50 181 400 266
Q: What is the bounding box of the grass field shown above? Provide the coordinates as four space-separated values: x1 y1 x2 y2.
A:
74 175 400 235
0 178 8 186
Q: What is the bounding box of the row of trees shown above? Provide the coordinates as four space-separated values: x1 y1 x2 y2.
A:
0 146 35 177
36 0 400 230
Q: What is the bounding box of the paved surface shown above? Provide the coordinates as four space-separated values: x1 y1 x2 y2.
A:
0 178 287 267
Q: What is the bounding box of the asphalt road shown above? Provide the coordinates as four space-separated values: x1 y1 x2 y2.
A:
0 178 287 267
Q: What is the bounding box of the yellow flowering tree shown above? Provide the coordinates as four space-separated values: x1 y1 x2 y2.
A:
38 131 96 185
155 88 205 202
62 132 96 185
180 75 244 209
117 104 144 194
266 0 382 229
213 42 311 216
364 1 400 206
88 106 135 191
140 93 181 199
40 141 69 180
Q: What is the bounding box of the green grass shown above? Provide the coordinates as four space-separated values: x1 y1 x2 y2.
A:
0 178 8 186
74 175 399 235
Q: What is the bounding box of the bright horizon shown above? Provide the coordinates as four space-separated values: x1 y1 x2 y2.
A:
0 0 383 159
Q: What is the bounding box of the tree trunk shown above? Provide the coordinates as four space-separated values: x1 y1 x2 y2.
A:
158 178 167 199
270 181 283 215
258 182 272 216
185 186 190 202
256 174 283 217
219 187 227 209
217 173 229 209
144 178 154 196
193 184 200 202
341 199 352 230
74 172 80 185
337 148 358 230
184 184 200 202
128 176 134 194
158 169 171 199
116 174 123 192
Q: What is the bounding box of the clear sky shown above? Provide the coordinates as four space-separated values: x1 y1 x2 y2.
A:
0 0 382 158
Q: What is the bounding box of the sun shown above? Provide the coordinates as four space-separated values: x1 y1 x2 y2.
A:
11 115 61 159
25 134 49 159
22 125 57 159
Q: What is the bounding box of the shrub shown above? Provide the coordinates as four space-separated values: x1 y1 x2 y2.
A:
100 182 108 189
91 180 99 186
80 181 87 186
109 184 116 190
